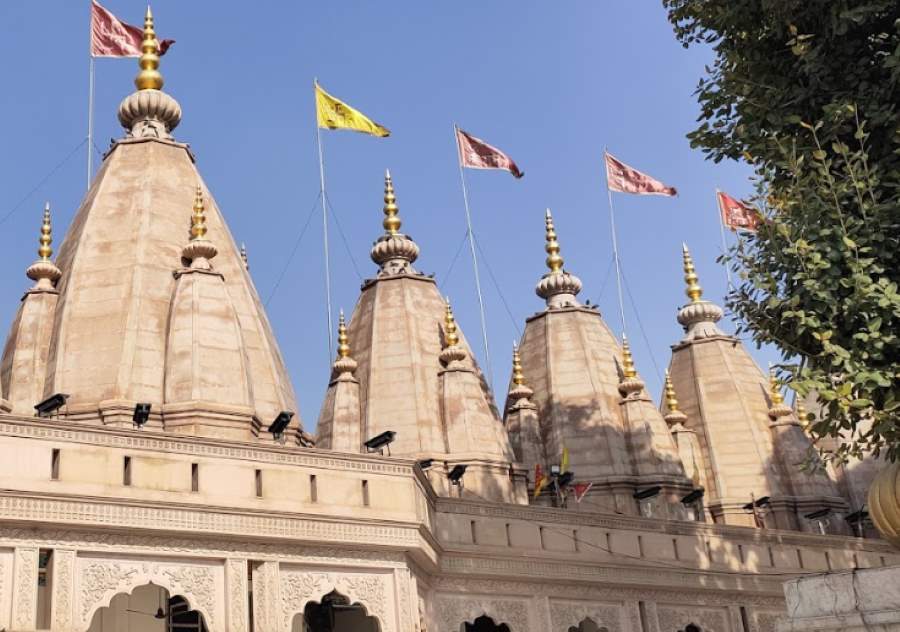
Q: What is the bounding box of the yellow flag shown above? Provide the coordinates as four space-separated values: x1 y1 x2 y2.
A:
561 446 570 473
315 82 390 137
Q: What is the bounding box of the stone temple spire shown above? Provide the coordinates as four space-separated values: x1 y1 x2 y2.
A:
617 334 645 398
316 309 362 452
676 243 725 341
182 186 218 270
535 208 582 309
662 370 687 428
439 298 467 369
332 310 358 379
117 7 181 140
25 203 62 292
370 170 420 276
504 343 544 488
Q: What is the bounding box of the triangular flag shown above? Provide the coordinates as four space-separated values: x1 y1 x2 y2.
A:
717 190 760 232
91 1 174 58
605 151 677 196
315 82 390 137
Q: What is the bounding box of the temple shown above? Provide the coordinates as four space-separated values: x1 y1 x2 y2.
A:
0 9 894 632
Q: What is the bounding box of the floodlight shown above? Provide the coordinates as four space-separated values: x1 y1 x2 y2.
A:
633 486 662 500
556 471 574 487
550 464 561 475
417 459 435 470
448 464 468 484
804 508 831 520
132 403 151 427
35 393 70 418
681 488 705 505
364 430 396 455
268 411 294 440
755 496 771 508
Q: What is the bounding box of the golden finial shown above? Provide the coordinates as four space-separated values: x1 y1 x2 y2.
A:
443 298 459 347
544 208 564 273
38 202 53 261
337 310 351 359
383 169 401 235
664 369 680 412
135 6 164 91
682 243 703 303
512 343 525 386
621 334 637 379
795 397 810 428
190 185 207 241
769 365 784 406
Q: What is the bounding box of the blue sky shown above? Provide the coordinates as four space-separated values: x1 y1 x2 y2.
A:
0 1 777 428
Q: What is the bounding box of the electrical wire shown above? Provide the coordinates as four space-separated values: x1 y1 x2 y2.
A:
621 267 664 384
264 193 321 306
0 138 87 227
439 229 470 290
323 192 364 281
472 233 522 337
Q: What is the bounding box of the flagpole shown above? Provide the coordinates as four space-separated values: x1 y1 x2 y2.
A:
87 50 95 189
315 80 334 360
454 123 493 388
715 189 734 288
605 183 628 335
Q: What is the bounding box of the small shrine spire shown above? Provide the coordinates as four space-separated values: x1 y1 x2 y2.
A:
181 186 217 269
26 202 61 291
135 6 164 91
663 369 688 427
664 370 680 412
511 343 526 386
767 365 794 422
370 170 420 275
331 309 358 379
617 333 644 396
682 243 703 303
535 209 582 308
507 342 535 411
439 297 467 368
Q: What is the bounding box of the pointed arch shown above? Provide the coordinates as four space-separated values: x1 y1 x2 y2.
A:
86 583 208 632
291 589 380 632
568 617 609 632
463 614 511 632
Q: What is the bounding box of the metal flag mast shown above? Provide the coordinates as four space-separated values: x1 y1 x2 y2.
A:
315 79 335 360
453 123 493 387
715 188 734 288
87 6 95 190
604 150 628 335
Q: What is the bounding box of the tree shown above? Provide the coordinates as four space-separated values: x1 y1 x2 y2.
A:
663 0 900 461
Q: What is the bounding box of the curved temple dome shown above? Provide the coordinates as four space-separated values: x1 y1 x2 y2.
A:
0 11 300 438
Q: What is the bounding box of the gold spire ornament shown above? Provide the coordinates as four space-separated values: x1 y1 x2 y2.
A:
331 309 358 378
544 208 564 273
662 369 688 427
337 310 351 359
383 170 401 235
26 202 62 290
682 243 703 303
621 334 637 379
767 365 793 421
135 6 164 91
38 202 53 261
439 297 467 368
769 366 784 406
191 186 207 241
664 370 680 412
443 299 460 348
512 343 526 386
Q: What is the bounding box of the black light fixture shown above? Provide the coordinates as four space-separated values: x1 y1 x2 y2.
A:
448 464 468 484
681 488 705 505
268 411 294 440
364 430 397 455
633 486 662 500
416 459 435 470
35 393 70 418
756 496 771 507
804 508 831 521
845 508 869 538
132 403 151 428
556 471 574 487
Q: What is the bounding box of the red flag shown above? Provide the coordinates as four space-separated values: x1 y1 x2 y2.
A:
573 482 593 504
604 152 676 196
456 127 523 178
717 190 760 232
91 0 174 58
533 464 548 499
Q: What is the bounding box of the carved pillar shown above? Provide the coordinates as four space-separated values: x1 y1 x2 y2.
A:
11 547 38 631
393 568 415 632
251 561 280 632
226 559 249 632
49 549 76 631
537 596 552 632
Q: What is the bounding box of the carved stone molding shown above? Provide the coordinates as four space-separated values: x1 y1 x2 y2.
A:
0 551 8 631
279 568 392 632
226 559 249 632
75 556 223 632
0 525 407 568
0 493 421 550
434 594 531 632
11 547 38 630
550 599 625 632
50 548 76 630
655 604 730 632
253 561 280 632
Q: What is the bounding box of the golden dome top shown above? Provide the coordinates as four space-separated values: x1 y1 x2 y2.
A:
621 334 637 379
383 169 401 235
544 208 564 273
682 243 703 303
38 202 53 261
135 6 164 91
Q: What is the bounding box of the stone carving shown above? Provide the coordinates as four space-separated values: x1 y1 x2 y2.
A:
435 595 530 632
397 569 413 632
50 549 76 628
226 559 248 632
164 565 217 629
79 561 138 623
343 574 388 626
280 570 391 632
656 605 729 632
280 571 328 627
12 548 37 629
751 611 783 632
253 561 278 632
550 600 623 632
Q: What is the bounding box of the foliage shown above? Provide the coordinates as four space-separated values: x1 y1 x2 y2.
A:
663 1 900 460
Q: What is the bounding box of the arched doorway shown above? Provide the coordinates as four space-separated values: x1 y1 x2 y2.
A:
679 625 701 632
293 589 380 632
569 618 609 632
464 614 511 632
87 583 207 631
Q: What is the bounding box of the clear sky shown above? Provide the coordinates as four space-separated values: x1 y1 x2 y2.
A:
0 1 778 429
